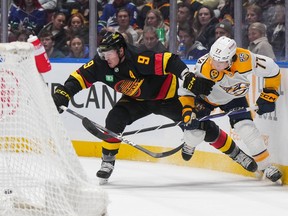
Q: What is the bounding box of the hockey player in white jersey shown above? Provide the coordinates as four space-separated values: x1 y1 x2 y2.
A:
179 36 282 183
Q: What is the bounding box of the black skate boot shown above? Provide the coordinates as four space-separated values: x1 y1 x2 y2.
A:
181 143 195 161
96 154 115 185
229 148 258 172
262 165 282 184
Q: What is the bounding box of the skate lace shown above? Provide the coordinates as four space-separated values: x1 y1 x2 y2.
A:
233 151 252 169
182 144 195 156
100 162 114 173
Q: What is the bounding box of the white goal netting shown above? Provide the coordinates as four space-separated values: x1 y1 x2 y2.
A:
0 42 108 216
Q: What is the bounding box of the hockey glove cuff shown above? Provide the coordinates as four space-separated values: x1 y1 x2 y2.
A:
183 72 215 96
53 85 71 113
256 88 279 115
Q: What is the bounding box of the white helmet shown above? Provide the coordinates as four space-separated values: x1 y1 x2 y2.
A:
209 36 237 64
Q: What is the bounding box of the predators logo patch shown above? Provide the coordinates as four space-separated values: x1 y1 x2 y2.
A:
220 82 250 96
210 69 219 79
239 53 249 62
114 79 144 97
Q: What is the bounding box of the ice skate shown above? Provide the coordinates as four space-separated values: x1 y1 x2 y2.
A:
230 149 258 172
262 165 282 185
96 160 115 185
181 143 195 161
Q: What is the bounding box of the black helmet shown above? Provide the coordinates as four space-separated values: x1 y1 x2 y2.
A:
98 31 126 52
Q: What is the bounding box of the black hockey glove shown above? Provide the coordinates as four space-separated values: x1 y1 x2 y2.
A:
52 85 71 113
256 88 279 115
183 72 215 96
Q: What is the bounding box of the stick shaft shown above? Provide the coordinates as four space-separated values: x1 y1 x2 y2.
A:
121 106 259 136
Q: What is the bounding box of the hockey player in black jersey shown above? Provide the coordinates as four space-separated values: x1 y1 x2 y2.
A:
52 31 256 184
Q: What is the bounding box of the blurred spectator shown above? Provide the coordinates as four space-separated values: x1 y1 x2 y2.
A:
177 23 208 60
111 8 139 46
66 35 89 58
97 0 138 32
39 30 66 58
121 31 134 45
133 0 147 12
65 12 89 45
193 5 219 50
137 26 167 52
217 0 234 24
252 0 282 27
245 4 262 25
177 2 193 28
15 28 32 41
182 0 203 19
248 22 275 60
60 0 90 24
140 9 169 48
97 0 109 9
267 4 285 61
38 0 57 10
38 0 57 22
136 0 170 29
38 11 68 55
197 0 220 9
8 0 47 35
242 4 262 48
214 19 233 39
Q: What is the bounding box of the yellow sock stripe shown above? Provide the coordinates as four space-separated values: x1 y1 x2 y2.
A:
253 150 270 162
102 141 121 150
218 136 233 153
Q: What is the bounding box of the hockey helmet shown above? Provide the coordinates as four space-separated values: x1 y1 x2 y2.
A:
209 36 236 63
98 31 126 53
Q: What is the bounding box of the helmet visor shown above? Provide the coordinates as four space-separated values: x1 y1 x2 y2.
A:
97 48 117 60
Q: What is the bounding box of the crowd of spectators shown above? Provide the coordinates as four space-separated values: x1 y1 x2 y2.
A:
6 0 286 61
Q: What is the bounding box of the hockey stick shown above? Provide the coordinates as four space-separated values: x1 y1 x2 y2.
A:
122 121 183 136
198 105 259 121
60 106 184 158
121 105 259 136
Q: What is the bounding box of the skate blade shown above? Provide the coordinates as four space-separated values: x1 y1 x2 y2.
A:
98 178 109 185
256 171 283 185
273 178 283 185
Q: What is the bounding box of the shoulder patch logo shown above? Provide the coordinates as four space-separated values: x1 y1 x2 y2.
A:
105 75 114 82
210 69 219 79
239 53 249 62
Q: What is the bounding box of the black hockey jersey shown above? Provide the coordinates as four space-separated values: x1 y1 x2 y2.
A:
64 45 188 100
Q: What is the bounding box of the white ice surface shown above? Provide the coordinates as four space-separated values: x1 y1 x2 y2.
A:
80 157 288 216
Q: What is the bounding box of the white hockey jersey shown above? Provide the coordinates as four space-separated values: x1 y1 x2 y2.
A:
181 47 281 105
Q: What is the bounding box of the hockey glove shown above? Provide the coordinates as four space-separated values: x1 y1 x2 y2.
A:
52 85 71 113
183 72 215 96
256 88 279 115
183 108 200 130
179 96 200 130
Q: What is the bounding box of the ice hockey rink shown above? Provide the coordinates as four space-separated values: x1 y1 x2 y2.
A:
80 157 288 216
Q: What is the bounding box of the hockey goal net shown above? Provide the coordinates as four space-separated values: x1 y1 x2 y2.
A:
0 42 108 216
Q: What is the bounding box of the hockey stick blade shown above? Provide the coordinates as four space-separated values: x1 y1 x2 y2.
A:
60 106 183 158
82 118 113 140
